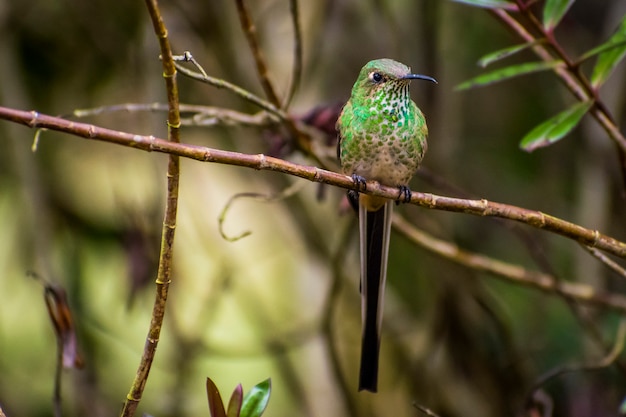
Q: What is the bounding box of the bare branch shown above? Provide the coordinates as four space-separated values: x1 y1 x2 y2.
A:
73 102 278 127
394 215 626 313
234 0 281 107
174 53 287 120
121 0 181 415
174 52 313 155
582 245 626 282
2 106 626 260
218 181 305 241
283 0 303 109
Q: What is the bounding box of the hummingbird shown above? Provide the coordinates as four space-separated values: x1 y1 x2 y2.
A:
337 58 436 392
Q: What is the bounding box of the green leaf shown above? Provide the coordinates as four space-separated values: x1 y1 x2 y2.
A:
619 396 626 414
543 0 574 31
520 101 593 152
456 60 563 90
450 0 518 10
240 379 271 417
477 42 538 68
591 16 626 87
580 39 626 63
206 378 227 417
227 384 243 417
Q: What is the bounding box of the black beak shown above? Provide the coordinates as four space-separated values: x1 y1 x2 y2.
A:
402 74 438 84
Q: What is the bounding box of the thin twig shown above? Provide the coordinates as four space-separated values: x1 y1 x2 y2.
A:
175 52 314 155
2 106 626 261
218 181 306 241
234 0 281 107
582 244 626 281
393 214 626 313
120 0 181 415
412 402 442 417
174 53 287 120
283 0 303 109
73 102 279 127
173 51 208 78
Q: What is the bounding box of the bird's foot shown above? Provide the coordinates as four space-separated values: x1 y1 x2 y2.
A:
351 174 367 192
395 185 412 205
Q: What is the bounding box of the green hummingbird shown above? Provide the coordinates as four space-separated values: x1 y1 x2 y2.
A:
337 58 436 392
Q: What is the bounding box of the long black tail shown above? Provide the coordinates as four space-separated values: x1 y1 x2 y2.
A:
359 201 392 392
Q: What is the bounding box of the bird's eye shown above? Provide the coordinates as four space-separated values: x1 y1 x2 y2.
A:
370 72 383 83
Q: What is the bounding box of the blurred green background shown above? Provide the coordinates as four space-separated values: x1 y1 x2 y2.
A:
1 1 626 416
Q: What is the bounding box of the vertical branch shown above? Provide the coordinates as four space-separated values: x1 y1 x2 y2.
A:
283 0 303 109
120 0 181 416
234 0 282 107
231 0 313 154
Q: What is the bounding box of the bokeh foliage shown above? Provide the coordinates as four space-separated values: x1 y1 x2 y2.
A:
1 1 626 417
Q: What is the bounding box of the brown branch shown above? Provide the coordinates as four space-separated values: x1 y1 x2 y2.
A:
217 181 305 241
283 0 303 109
234 0 281 107
2 106 626 260
393 215 626 314
515 3 606 113
120 0 181 415
174 54 286 119
491 9 626 155
174 52 314 155
582 245 626 282
73 103 279 127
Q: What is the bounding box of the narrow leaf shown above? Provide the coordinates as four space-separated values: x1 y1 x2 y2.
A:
227 384 243 417
456 60 562 90
520 101 592 152
206 378 227 417
591 16 626 87
543 0 574 31
478 42 538 68
451 0 518 10
240 379 271 417
580 39 626 63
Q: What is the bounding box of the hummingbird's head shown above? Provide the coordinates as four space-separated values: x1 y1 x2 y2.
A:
351 58 437 101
